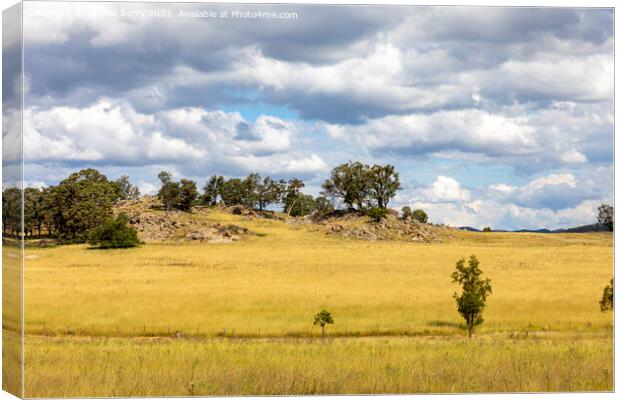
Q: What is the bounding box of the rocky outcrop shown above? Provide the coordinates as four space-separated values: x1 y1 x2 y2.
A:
322 214 447 243
185 224 248 243
113 197 251 243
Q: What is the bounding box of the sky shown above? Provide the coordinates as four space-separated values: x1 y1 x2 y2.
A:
6 2 614 230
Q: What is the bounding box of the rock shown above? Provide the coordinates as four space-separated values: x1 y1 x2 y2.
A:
114 196 251 243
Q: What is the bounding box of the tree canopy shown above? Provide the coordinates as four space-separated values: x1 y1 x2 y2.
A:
321 162 400 211
598 204 613 231
451 255 492 337
52 169 120 242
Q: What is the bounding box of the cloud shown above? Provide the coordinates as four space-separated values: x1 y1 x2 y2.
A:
22 4 612 125
413 176 471 203
23 99 327 178
17 3 613 230
405 197 604 231
23 100 204 164
322 100 612 170
401 170 611 229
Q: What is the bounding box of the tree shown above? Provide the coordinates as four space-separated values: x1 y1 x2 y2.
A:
178 179 198 211
283 178 306 215
313 309 334 338
600 278 613 312
321 162 370 211
24 187 47 238
114 175 140 201
412 209 428 223
482 227 492 232
255 176 285 211
451 255 492 338
220 178 247 207
40 187 58 237
52 169 120 242
287 194 316 217
157 171 181 212
2 187 21 236
88 214 140 249
312 196 334 219
367 164 401 209
598 204 613 231
203 175 225 206
401 206 413 220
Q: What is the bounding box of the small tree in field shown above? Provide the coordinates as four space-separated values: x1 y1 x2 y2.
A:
600 278 613 312
313 309 334 338
451 255 492 338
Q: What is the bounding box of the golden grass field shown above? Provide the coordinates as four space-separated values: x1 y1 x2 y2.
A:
3 210 614 396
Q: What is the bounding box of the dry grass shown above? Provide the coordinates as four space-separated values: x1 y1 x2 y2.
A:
24 334 612 397
10 210 615 395
2 245 22 397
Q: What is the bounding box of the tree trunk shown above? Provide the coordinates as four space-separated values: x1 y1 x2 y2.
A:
322 324 325 338
468 325 473 338
286 198 299 216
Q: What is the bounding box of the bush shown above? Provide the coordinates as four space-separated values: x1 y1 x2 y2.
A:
88 214 140 249
367 207 389 222
401 206 413 220
412 209 428 223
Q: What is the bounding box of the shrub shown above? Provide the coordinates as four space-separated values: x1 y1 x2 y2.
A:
367 207 389 222
88 214 140 249
412 209 428 223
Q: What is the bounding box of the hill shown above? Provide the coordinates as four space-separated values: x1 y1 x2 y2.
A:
459 223 609 234
114 196 251 242
114 197 455 243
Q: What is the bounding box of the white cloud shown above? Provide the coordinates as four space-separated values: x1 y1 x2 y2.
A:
324 109 538 157
405 198 602 231
23 100 203 164
521 173 577 194
489 183 517 196
227 153 328 175
23 99 327 177
24 2 140 46
401 170 610 230
321 99 613 168
137 181 158 195
413 176 471 203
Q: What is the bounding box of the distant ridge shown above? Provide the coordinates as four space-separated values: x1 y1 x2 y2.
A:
458 223 609 234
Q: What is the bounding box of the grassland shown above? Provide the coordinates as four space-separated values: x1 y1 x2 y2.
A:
2 242 22 397
12 210 614 396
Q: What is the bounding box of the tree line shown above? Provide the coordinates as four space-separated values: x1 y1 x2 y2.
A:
156 161 402 216
1 162 410 243
2 170 140 241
